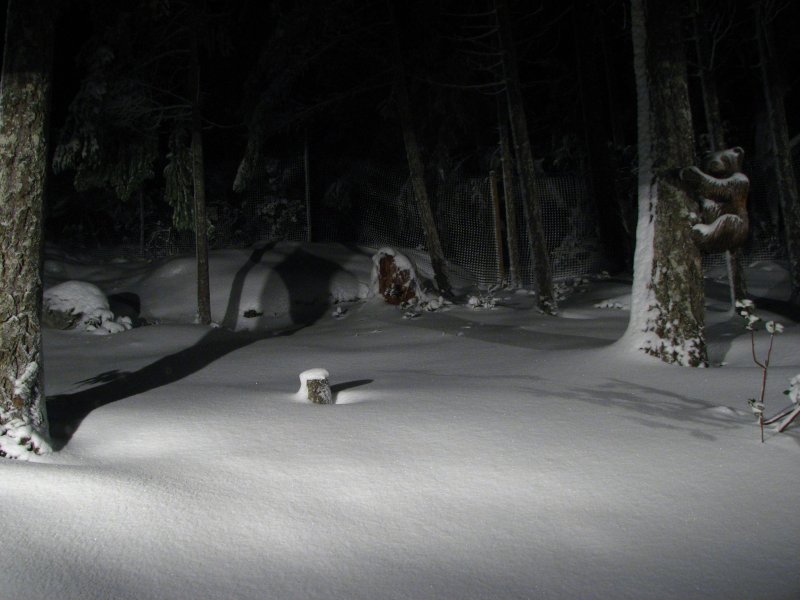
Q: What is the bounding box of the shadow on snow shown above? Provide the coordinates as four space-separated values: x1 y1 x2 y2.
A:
47 243 343 449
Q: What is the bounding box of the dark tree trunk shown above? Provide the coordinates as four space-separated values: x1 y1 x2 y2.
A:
139 190 146 256
190 23 212 325
497 96 522 288
304 130 312 243
693 14 726 153
754 2 800 304
0 0 55 457
626 0 707 367
495 0 555 313
388 3 452 296
692 10 747 306
574 0 632 272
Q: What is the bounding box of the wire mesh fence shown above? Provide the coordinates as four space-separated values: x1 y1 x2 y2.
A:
62 154 788 289
701 162 788 271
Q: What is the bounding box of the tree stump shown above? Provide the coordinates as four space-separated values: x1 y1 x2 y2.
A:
298 368 333 404
371 247 418 305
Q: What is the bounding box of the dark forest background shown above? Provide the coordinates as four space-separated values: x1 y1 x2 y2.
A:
2 0 799 272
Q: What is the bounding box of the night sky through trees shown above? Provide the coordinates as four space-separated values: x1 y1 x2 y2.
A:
2 0 799 266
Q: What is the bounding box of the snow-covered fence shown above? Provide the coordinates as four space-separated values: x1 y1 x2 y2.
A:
701 163 791 271
63 153 790 284
308 160 601 287
101 159 603 285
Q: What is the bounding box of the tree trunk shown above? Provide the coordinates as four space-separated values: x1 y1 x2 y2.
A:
497 96 522 288
489 170 506 285
387 3 452 296
754 2 800 304
693 14 725 153
692 10 747 306
139 189 146 257
190 24 212 325
495 0 556 313
0 0 55 458
624 0 707 367
304 130 312 243
598 3 637 258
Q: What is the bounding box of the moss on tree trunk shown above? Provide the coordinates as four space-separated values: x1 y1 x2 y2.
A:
630 0 707 367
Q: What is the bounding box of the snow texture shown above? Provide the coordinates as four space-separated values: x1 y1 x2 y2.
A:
1 243 797 598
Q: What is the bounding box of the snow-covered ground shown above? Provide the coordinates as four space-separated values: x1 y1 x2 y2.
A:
4 242 799 599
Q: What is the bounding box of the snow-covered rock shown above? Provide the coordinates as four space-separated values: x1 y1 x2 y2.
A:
43 280 132 335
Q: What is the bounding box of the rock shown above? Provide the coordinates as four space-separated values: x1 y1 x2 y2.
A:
42 308 81 330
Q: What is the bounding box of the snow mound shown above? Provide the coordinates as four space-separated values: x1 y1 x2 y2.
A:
43 280 132 335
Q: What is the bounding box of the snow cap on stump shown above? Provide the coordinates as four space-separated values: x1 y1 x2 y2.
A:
298 368 333 404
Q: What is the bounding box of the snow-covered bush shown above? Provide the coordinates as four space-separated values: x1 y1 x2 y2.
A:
595 299 628 310
401 294 450 319
761 375 800 434
43 281 133 335
467 293 496 310
786 375 800 406
736 299 783 442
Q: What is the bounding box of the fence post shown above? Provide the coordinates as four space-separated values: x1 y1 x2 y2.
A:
489 170 506 286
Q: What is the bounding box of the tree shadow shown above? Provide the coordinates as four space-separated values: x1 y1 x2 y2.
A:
397 311 618 351
330 379 373 403
704 317 743 365
221 242 276 329
271 247 343 326
565 378 748 441
47 243 342 449
47 327 298 448
752 295 800 323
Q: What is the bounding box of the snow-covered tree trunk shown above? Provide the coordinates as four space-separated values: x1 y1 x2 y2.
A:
754 2 800 305
495 0 556 314
622 0 707 367
0 0 55 457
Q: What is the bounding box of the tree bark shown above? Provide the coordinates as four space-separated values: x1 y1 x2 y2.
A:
489 170 506 285
495 0 556 313
190 22 212 325
754 1 800 304
304 130 312 243
388 3 452 296
0 0 55 457
625 0 707 367
497 96 522 289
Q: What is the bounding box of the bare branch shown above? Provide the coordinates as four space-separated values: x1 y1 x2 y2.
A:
424 77 505 92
